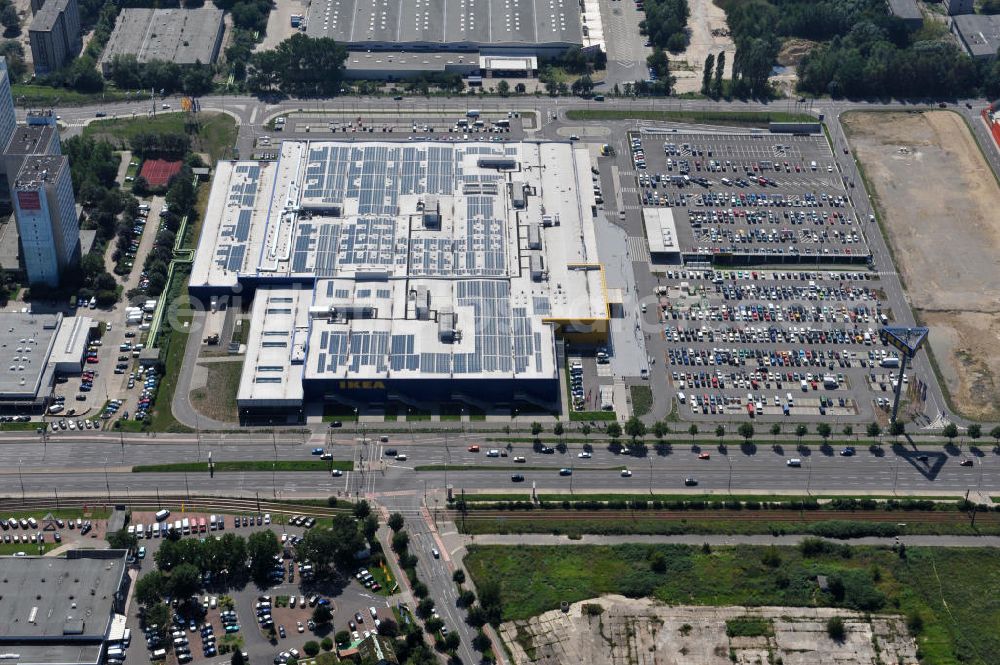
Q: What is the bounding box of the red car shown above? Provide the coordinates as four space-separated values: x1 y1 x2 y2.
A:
698 452 711 460
468 445 480 452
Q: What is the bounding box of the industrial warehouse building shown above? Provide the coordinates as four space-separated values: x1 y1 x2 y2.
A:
0 311 93 412
304 0 600 78
0 550 129 665
99 7 225 74
191 140 608 421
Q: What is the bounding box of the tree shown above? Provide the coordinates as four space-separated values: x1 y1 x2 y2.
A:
388 512 405 532
312 604 332 625
353 500 371 519
889 421 905 439
842 424 854 439
135 570 166 606
581 423 592 437
298 515 365 571
688 423 698 440
737 423 754 443
653 421 669 440
443 632 460 652
867 422 882 442
452 569 466 584
515 82 526 94
624 416 646 441
107 528 137 551
942 423 958 444
477 578 503 625
378 618 399 637
968 423 982 442
991 425 1000 446
457 589 476 607
168 562 201 598
701 53 715 95
303 641 320 657
320 637 333 652
647 48 670 80
145 603 171 636
553 421 565 437
247 530 281 586
248 34 348 96
530 421 543 436
571 74 594 96
715 424 726 442
392 531 410 553
607 421 622 439
826 616 846 642
416 598 436 619
795 424 808 442
497 80 510 96
770 423 781 440
334 631 351 647
817 423 832 442
713 51 726 98
424 617 444 634
472 632 491 652
362 515 378 541
231 650 245 665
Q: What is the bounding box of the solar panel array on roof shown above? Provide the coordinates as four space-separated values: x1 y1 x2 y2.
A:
212 164 261 277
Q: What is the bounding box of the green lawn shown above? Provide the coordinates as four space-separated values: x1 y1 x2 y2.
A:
322 406 359 422
0 542 57 556
83 112 237 163
133 460 354 473
630 385 653 417
465 544 1000 665
12 84 132 106
569 410 617 422
566 109 816 128
188 361 243 423
0 421 45 431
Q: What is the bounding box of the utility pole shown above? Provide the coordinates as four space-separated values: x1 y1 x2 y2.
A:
17 458 24 501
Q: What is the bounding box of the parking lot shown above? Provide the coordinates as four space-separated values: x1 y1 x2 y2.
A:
628 131 872 263
127 512 394 665
600 128 922 423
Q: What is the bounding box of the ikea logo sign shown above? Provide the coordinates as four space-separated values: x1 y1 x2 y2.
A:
339 381 386 390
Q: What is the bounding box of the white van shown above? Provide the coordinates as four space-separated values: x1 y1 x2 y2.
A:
786 458 802 467
677 391 686 404
151 650 166 661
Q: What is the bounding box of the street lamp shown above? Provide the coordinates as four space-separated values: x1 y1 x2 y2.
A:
18 458 25 501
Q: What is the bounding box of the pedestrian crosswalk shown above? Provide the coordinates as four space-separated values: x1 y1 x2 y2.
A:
620 186 639 194
627 236 651 263
623 203 642 211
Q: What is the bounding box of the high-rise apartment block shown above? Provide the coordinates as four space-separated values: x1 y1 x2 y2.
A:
28 0 81 75
12 155 79 286
0 59 16 158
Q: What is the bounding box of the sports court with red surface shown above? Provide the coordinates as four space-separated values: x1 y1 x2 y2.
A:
139 159 183 188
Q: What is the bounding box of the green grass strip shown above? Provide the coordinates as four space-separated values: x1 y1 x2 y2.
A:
133 460 354 473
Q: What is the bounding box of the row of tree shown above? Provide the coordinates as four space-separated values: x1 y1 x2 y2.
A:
247 34 348 97
701 52 726 98
106 56 214 96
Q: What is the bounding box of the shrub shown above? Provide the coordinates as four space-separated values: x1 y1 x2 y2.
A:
826 616 846 642
320 637 333 652
303 641 319 657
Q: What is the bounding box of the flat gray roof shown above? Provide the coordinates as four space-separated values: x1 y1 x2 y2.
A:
0 312 60 399
15 155 67 189
5 125 56 157
952 13 1000 58
886 0 921 20
0 550 127 642
306 0 582 48
100 7 224 66
29 0 72 33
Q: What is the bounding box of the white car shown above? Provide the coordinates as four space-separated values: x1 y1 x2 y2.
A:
621 469 633 478
577 452 592 459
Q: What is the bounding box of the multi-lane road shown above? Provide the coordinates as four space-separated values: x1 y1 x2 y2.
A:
2 434 994 499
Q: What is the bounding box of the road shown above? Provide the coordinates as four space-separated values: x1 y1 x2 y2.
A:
3 434 996 498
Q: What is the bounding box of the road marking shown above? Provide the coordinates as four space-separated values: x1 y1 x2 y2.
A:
250 107 258 125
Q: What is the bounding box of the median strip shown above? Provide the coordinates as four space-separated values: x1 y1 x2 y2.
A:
132 460 354 473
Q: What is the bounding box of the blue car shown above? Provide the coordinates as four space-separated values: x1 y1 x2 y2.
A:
311 447 324 455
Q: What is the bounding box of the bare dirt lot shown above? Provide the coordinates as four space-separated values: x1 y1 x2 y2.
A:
500 596 917 665
843 111 1000 421
669 0 734 94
